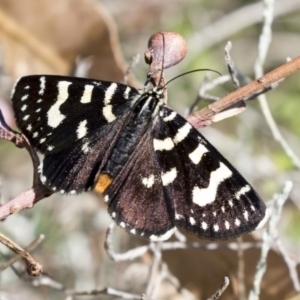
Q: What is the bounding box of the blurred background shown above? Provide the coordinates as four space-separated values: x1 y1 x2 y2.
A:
0 0 300 299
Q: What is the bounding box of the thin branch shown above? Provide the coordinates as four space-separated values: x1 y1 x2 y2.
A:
206 277 230 300
187 55 300 128
105 224 262 263
0 234 44 272
237 237 246 300
188 0 300 56
0 233 44 276
122 53 140 84
65 287 142 299
145 242 162 298
225 41 240 89
274 238 300 292
248 181 293 300
0 185 52 220
253 0 300 170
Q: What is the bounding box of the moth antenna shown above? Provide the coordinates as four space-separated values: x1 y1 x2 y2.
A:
164 69 222 88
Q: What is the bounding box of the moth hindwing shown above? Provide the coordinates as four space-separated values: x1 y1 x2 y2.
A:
11 75 267 241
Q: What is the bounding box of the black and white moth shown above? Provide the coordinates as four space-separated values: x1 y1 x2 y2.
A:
11 75 267 241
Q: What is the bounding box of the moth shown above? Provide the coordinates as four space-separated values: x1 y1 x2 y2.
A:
11 75 267 241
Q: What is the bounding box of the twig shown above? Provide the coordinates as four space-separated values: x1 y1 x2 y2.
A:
274 238 300 292
0 234 44 272
225 41 240 89
122 53 140 84
0 110 41 185
206 277 230 300
145 242 162 298
187 55 300 128
0 185 52 220
248 181 293 300
237 237 246 300
105 224 262 262
0 233 44 276
65 287 142 299
105 223 149 261
253 0 300 170
188 0 300 56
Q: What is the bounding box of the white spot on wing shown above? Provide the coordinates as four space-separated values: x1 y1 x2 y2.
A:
112 212 116 218
153 137 174 151
142 174 155 188
80 84 94 103
149 228 175 241
123 86 131 99
104 83 117 104
163 111 177 122
26 124 32 131
81 142 90 154
76 120 88 139
175 213 184 220
244 211 249 221
235 185 251 200
104 195 109 203
161 168 177 186
213 224 219 232
192 162 233 207
102 83 117 122
23 115 29 121
189 143 209 165
202 221 208 230
103 105 116 123
120 222 126 228
39 76 46 95
173 123 192 144
21 104 27 111
225 221 230 229
189 217 196 225
21 94 28 101
47 81 71 128
130 228 136 234
235 218 241 226
39 138 46 144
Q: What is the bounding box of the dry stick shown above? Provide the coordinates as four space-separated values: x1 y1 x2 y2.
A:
65 287 142 299
207 277 230 300
145 242 162 299
0 234 44 273
237 237 246 300
105 224 262 263
187 55 300 128
187 0 300 57
0 185 52 220
254 0 300 169
274 238 300 292
248 181 293 300
0 233 43 276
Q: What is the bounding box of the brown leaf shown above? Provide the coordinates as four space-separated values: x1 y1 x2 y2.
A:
162 233 300 299
0 0 129 82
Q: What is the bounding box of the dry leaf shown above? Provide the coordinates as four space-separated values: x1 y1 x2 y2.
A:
0 0 128 82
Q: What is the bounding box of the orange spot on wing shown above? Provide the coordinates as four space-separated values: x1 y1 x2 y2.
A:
94 173 112 194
